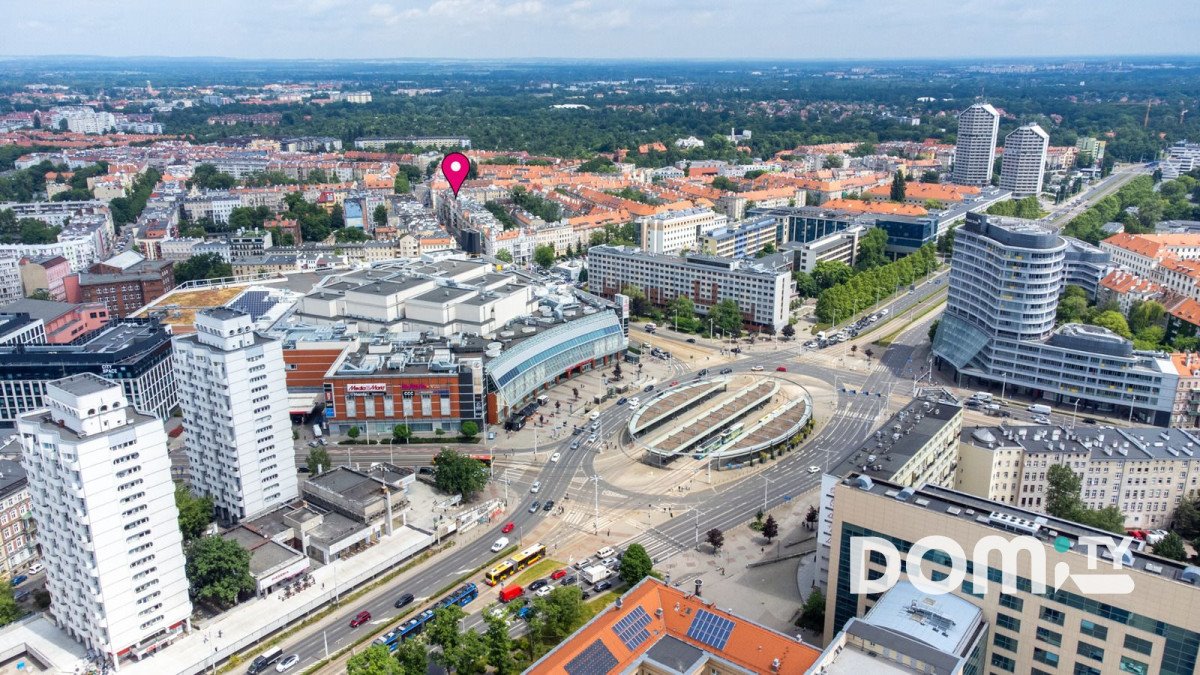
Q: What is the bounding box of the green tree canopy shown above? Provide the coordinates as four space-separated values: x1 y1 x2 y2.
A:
395 636 429 674
619 543 654 586
460 421 479 439
347 645 403 675
494 249 513 263
175 483 213 543
187 164 237 190
812 260 854 290
855 227 889 270
484 613 518 675
307 446 331 474
372 204 388 228
185 536 255 607
1152 532 1187 561
708 298 743 338
889 170 906 201
335 227 371 243
534 244 557 269
530 586 586 643
1088 310 1132 339
174 253 233 284
433 449 489 499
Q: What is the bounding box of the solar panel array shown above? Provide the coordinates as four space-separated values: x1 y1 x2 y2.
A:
564 639 618 675
611 606 652 650
228 290 277 320
686 609 735 650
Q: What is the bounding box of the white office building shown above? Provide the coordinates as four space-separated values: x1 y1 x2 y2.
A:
640 208 728 255
173 308 298 524
1161 140 1200 179
951 103 1000 187
999 123 1049 197
18 374 191 667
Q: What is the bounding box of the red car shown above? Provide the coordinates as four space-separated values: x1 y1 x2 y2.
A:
550 569 567 581
776 366 787 372
502 522 515 534
1127 530 1148 541
349 611 371 628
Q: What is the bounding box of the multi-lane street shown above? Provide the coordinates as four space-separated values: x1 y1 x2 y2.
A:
267 263 949 671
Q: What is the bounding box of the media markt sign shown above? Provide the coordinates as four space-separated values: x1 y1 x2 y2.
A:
850 534 1136 597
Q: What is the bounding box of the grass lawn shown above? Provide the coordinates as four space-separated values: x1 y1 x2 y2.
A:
512 558 566 587
873 298 945 347
581 589 622 622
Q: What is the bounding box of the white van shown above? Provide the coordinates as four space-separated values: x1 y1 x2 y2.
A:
590 410 601 421
971 392 993 403
1028 404 1052 415
596 546 616 559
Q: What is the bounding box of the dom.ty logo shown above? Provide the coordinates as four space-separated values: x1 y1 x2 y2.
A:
850 534 1136 596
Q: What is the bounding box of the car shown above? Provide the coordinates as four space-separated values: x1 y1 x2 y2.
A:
502 522 515 534
686 338 697 343
9 575 27 587
550 452 561 462
1033 415 1050 424
807 466 821 474
349 611 371 628
27 563 42 575
590 421 600 431
1146 529 1169 545
600 557 618 568
276 654 300 672
535 585 553 597
1127 529 1148 541
530 481 541 493
751 366 764 372
719 368 733 374
669 381 678 387
593 581 613 592
574 557 594 570
394 592 415 609
617 397 628 405
550 569 567 581
562 575 578 585
570 440 580 450
307 441 318 447
776 366 787 372
543 499 555 511
1082 417 1098 425
491 537 510 552
572 426 584 435
644 385 655 392
298 466 311 473
730 347 741 354
528 501 541 513
587 434 598 444
528 579 548 591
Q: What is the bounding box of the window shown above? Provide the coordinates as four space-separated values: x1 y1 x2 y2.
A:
1039 606 1065 625
1079 620 1108 640
993 633 1018 652
1123 635 1152 656
996 613 1021 632
999 593 1023 611
1074 666 1102 675
1036 627 1062 647
1119 656 1148 675
1076 642 1104 662
990 654 1015 672
1033 648 1060 667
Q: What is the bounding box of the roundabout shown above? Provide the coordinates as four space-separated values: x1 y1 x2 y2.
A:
626 373 813 470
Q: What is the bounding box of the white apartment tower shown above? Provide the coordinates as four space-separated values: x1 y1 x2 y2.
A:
18 374 191 666
951 103 1000 186
1000 123 1050 197
173 308 298 524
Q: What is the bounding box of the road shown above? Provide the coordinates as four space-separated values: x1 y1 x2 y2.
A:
267 267 950 671
1042 163 1148 230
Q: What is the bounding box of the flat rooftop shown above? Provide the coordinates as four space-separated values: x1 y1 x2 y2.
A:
963 423 1200 462
833 394 962 479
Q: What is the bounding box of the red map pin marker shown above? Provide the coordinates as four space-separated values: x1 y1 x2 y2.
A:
441 152 470 197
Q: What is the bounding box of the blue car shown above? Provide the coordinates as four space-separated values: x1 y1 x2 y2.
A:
10 575 27 587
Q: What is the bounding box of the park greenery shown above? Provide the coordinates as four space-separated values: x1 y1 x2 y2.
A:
985 195 1046 220
0 209 59 244
175 483 214 543
174 252 233 284
814 244 939 324
184 535 256 608
1059 174 1200 245
283 190 339 242
511 186 562 222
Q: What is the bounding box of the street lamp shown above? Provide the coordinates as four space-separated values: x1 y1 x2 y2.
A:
761 474 772 515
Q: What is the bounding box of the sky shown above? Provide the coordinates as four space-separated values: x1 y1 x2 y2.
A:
3 0 1199 61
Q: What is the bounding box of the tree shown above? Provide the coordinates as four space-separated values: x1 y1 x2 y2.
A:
889 170 906 202
797 588 825 632
781 324 795 339
306 168 329 184
433 449 489 499
0 583 24 628
26 289 53 301
460 421 479 440
347 645 403 675
824 154 845 169
668 294 696 330
395 636 429 674
812 260 854 290
394 173 411 194
441 630 487 674
793 271 819 298
1046 464 1084 519
372 204 388 228
619 543 653 586
805 506 819 526
307 447 331 474
392 424 412 444
531 586 585 641
187 164 237 190
578 267 589 283
347 426 360 441
175 483 213 543
174 253 233 284
1153 532 1187 561
484 613 518 675
185 536 255 607
708 298 743 338
426 604 466 652
1089 310 1132 339
335 227 371 243
621 284 650 317
1129 300 1165 333
533 244 557 270
756 242 776 257
928 318 941 344
1057 295 1089 325
495 249 513 263
705 528 725 553
920 170 940 183
1173 496 1200 539
855 227 889 270
762 514 779 543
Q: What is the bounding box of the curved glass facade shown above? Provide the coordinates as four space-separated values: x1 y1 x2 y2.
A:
487 311 626 411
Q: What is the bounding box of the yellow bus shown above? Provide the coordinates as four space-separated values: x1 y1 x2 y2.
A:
513 543 547 570
484 560 517 586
